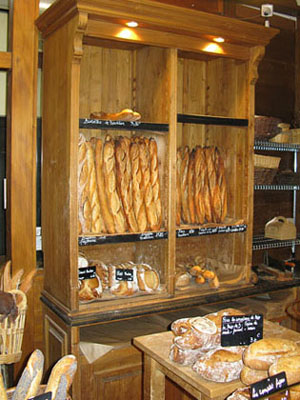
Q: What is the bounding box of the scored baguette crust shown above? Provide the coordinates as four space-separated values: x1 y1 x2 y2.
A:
12 349 44 400
103 135 127 233
217 148 227 222
78 135 92 233
115 137 139 232
187 149 196 224
203 147 213 222
93 137 116 234
148 138 162 229
176 148 182 225
45 354 77 400
194 146 206 225
180 146 190 223
130 142 148 231
243 338 300 370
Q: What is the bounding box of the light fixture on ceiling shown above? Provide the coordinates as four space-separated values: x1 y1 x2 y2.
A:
213 37 225 43
126 21 139 28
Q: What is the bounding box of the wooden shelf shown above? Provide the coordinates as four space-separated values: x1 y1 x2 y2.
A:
79 118 169 132
177 113 248 127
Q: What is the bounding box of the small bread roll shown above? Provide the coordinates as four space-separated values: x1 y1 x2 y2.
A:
175 272 190 288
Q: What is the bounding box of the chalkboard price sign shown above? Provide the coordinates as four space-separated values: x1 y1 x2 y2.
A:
29 392 52 400
221 314 263 346
78 266 96 281
251 372 287 400
115 268 134 281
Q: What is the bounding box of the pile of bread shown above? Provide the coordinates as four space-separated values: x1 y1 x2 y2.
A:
176 145 227 226
175 256 219 289
169 308 300 399
78 255 160 301
78 133 162 234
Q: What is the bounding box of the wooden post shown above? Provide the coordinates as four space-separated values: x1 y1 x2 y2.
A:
6 0 39 376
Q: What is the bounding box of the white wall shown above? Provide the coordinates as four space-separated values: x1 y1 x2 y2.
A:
0 11 8 116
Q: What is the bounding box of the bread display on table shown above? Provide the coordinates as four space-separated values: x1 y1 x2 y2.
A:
78 134 162 235
176 145 227 226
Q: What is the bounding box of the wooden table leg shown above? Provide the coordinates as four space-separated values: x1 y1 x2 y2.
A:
144 355 165 400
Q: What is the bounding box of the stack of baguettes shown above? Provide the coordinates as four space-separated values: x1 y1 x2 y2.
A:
176 145 227 226
78 133 162 234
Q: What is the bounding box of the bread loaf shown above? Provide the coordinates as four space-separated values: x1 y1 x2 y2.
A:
137 265 160 293
115 137 138 232
194 146 206 225
227 387 251 400
130 141 148 231
109 264 139 296
169 340 205 365
78 134 92 233
148 138 162 229
90 108 141 121
12 349 44 400
45 354 77 400
192 348 243 382
243 338 300 370
240 365 269 385
187 149 196 224
93 137 116 234
269 355 300 387
180 146 190 223
176 148 182 226
103 135 127 233
138 137 160 230
203 147 213 223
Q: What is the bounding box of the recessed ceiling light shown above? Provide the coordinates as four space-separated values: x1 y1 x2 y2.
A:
213 37 225 43
126 21 138 28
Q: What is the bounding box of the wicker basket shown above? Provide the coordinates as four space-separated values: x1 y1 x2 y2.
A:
254 115 282 141
254 154 281 185
0 290 27 364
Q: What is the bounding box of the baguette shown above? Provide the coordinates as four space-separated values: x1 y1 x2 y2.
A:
130 141 148 232
78 135 92 233
0 371 7 400
45 354 77 400
176 148 182 225
194 146 206 225
180 146 190 223
187 149 196 224
92 137 116 234
115 137 138 232
90 108 141 121
243 338 300 370
203 147 214 223
103 135 127 233
148 138 162 229
217 148 227 222
12 349 44 400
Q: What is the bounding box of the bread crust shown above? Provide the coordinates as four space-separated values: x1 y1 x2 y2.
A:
148 138 162 229
240 365 268 385
180 146 190 223
269 355 300 387
45 354 77 400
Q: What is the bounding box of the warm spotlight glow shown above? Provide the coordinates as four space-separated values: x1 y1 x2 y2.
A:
202 43 223 54
213 37 225 43
126 21 138 28
116 28 139 40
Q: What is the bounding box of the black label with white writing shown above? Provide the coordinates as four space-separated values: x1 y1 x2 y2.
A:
29 392 52 400
115 268 134 281
78 266 96 281
251 372 287 399
221 314 263 346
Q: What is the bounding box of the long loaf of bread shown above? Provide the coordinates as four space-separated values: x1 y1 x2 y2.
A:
78 135 92 233
103 135 127 233
180 146 190 224
187 149 196 224
194 146 206 225
148 138 162 229
45 354 77 400
130 141 148 232
12 349 44 400
115 137 138 232
176 148 182 226
93 137 116 234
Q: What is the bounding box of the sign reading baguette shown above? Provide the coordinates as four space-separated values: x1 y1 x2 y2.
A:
221 314 263 346
250 372 288 399
29 392 52 400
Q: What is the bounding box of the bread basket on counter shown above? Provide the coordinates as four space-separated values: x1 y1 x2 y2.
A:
0 290 27 364
254 154 281 185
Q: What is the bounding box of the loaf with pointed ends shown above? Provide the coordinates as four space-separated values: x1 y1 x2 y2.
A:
45 354 77 400
194 146 206 225
187 149 196 224
12 349 44 400
148 138 162 229
269 355 300 388
90 108 141 121
192 348 244 382
240 365 268 385
180 146 190 223
243 338 300 370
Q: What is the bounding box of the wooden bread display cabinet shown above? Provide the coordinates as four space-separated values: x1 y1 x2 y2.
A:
36 1 278 399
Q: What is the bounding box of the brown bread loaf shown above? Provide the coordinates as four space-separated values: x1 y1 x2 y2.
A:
92 137 116 234
192 348 244 382
194 146 206 225
240 365 269 385
12 349 44 400
103 135 127 233
187 149 196 224
269 355 300 388
115 137 138 232
210 147 223 223
45 354 77 400
138 137 160 230
148 138 162 229
203 147 214 223
130 141 148 231
176 148 182 226
180 146 190 223
216 148 227 222
243 338 300 370
78 135 92 233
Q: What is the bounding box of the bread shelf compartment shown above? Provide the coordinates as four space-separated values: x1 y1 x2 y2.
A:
177 113 248 127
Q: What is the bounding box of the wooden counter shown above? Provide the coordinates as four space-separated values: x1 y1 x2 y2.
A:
134 321 300 400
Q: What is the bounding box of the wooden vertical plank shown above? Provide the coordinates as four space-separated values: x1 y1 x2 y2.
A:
6 0 39 374
295 17 300 124
144 355 165 400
